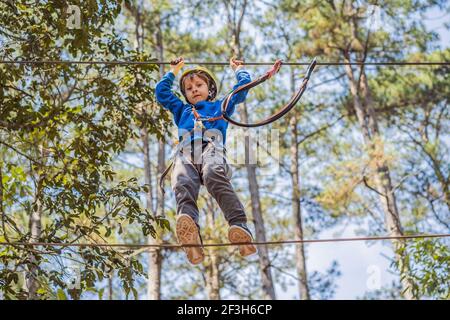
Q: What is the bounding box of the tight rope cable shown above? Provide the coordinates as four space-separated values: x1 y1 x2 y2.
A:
1 233 449 250
0 60 449 66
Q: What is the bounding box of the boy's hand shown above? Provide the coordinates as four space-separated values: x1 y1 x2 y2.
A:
170 57 185 76
230 57 244 72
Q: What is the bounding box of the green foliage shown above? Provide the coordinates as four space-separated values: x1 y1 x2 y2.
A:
0 0 169 299
394 239 450 299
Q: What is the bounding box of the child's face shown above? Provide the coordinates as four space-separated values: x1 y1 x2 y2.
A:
183 75 209 105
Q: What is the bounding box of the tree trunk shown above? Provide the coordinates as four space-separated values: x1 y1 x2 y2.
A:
289 67 310 299
0 162 5 241
143 127 162 300
108 275 113 300
125 1 164 300
204 201 221 300
344 60 415 299
27 199 41 299
146 10 166 299
27 145 45 299
223 0 275 299
241 107 276 300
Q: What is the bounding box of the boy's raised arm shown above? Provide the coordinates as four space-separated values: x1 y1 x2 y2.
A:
155 57 185 120
224 57 252 116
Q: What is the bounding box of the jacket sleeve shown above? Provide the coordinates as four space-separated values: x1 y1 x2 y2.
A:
224 69 252 116
155 71 184 123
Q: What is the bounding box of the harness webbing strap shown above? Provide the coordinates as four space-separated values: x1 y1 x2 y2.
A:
191 105 224 122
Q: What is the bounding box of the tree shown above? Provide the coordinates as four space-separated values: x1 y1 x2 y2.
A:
0 0 166 299
282 0 448 299
223 0 276 300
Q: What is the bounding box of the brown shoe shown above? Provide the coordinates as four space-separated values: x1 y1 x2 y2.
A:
176 214 204 265
228 224 257 257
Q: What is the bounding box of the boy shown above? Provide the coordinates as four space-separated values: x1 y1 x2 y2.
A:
155 57 257 265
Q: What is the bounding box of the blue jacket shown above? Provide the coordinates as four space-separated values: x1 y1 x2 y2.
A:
155 69 251 145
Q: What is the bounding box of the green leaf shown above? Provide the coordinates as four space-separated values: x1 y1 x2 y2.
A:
37 288 47 295
57 288 68 300
98 288 105 300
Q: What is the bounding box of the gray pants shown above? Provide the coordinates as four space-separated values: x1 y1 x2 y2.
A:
171 141 247 226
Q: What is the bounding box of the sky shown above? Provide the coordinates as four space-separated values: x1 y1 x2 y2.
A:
276 223 398 299
424 6 450 48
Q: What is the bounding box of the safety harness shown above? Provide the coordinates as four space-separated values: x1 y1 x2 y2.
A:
191 105 224 123
159 104 223 194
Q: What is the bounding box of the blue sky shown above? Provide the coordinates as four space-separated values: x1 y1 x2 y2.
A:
276 223 398 299
424 6 450 48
